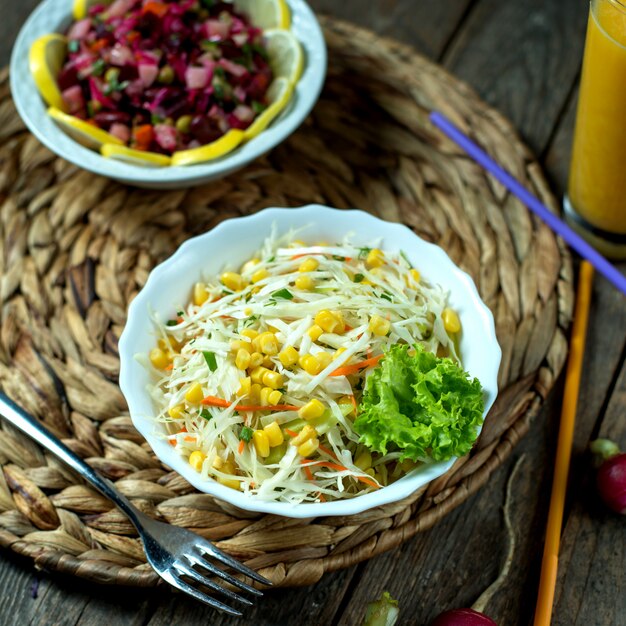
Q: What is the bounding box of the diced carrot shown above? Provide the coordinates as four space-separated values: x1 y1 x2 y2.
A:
142 1 169 17
179 426 187 433
329 354 384 377
126 30 140 44
165 363 173 371
90 38 108 52
238 440 245 455
168 438 176 446
183 436 195 442
132 124 154 150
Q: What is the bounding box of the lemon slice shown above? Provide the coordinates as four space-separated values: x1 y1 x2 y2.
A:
48 107 123 150
171 129 245 166
30 34 68 110
264 29 303 84
243 76 292 141
101 144 171 167
233 0 290 29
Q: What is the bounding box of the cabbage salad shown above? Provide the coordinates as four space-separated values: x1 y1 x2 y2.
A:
145 230 484 504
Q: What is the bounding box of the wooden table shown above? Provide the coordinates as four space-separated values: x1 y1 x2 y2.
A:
1 1 624 624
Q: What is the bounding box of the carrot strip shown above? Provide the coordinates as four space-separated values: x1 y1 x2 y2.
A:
238 440 245 455
201 396 231 408
329 354 384 377
201 395 299 412
350 394 358 414
179 426 187 433
285 428 299 438
317 492 327 502
183 436 195 442
310 460 381 489
303 465 314 481
168 439 176 446
317 444 338 460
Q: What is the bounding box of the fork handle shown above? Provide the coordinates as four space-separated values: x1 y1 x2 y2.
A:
0 392 144 527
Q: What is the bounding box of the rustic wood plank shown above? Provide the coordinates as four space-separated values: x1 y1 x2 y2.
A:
443 0 588 153
552 353 626 625
309 0 474 58
142 566 357 626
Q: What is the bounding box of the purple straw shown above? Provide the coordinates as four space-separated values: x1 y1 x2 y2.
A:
429 111 626 297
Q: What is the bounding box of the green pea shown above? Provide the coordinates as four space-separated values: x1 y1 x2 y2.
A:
175 115 192 134
158 65 175 84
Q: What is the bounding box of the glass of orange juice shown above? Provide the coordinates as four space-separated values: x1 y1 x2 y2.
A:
566 0 626 259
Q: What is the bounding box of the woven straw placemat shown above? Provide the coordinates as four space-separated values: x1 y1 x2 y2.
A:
0 17 573 588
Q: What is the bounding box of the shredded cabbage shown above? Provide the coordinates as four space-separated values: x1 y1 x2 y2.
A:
145 230 474 504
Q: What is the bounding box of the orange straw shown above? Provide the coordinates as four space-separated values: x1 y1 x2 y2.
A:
533 261 594 626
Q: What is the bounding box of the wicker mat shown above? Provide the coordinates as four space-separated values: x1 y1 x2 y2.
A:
0 17 573 588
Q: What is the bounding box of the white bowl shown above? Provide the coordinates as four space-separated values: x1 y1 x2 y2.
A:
10 0 326 189
119 206 501 518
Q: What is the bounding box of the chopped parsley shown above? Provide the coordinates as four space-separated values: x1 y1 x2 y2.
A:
240 426 254 442
203 351 217 372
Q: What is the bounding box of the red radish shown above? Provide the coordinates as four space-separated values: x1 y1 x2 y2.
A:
431 608 497 625
109 43 133 66
590 439 626 514
218 58 248 78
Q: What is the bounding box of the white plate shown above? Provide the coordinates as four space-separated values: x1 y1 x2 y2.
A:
10 0 327 189
118 206 502 518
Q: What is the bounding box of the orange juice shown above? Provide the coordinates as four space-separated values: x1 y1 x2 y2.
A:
567 0 626 257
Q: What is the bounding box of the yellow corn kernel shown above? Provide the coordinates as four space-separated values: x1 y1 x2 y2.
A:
188 450 205 472
185 382 204 404
251 268 269 283
442 308 461 334
168 404 185 419
240 258 260 274
262 370 283 389
235 349 251 370
409 268 421 283
307 324 323 341
252 430 270 457
316 351 332 369
262 356 274 369
299 354 321 376
294 275 315 291
223 458 236 474
237 376 251 397
298 258 319 272
279 346 299 368
250 366 270 384
354 451 372 471
257 332 279 355
193 282 210 306
230 339 252 353
149 347 170 369
289 239 306 248
264 421 284 447
217 477 241 490
221 271 246 291
333 347 347 360
291 424 317 446
249 383 261 404
332 310 346 334
249 352 264 368
260 386 272 406
298 399 325 420
212 456 224 470
314 310 341 334
366 248 385 268
268 389 283 405
298 437 320 457
369 314 391 337
241 328 258 340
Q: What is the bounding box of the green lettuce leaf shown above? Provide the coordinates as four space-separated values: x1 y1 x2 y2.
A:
353 344 484 462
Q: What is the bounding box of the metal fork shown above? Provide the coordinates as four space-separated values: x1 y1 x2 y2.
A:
0 392 270 616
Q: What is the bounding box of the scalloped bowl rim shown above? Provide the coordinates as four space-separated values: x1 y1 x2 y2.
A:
119 206 501 518
9 0 327 187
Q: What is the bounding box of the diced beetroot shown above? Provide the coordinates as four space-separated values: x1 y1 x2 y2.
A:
62 85 85 114
109 43 134 66
106 0 135 18
93 110 131 125
125 78 145 98
218 58 247 78
154 124 178 151
185 66 209 90
138 63 159 87
57 62 80 91
109 122 131 143
68 18 92 41
204 19 230 40
189 115 221 143
233 85 246 103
